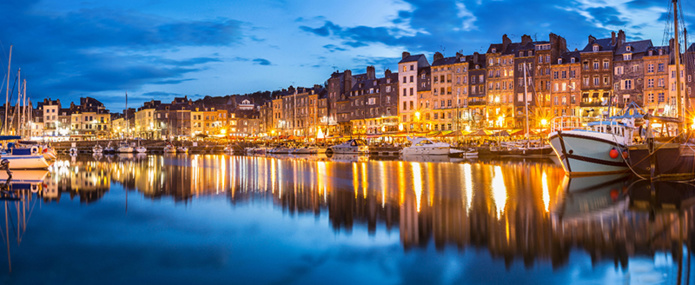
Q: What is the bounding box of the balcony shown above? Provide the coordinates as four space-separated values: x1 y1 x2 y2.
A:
579 98 608 107
468 101 487 106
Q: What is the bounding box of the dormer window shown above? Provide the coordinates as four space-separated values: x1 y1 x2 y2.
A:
648 50 653 56
623 53 632 60
558 58 562 64
491 48 497 53
593 45 599 52
571 57 575 63
659 49 663 55
626 46 632 52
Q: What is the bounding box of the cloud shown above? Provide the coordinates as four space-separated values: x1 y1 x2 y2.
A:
0 1 245 105
586 7 628 26
252 58 271 65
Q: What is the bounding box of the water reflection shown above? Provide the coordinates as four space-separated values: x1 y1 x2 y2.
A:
2 154 695 283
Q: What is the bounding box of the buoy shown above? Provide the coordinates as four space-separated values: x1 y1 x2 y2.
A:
610 189 619 201
622 151 629 159
609 148 619 159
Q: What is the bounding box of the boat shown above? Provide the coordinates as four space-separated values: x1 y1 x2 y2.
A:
326 139 369 155
292 146 322 155
104 141 115 153
488 140 553 157
0 137 52 169
69 147 78 155
548 103 642 176
625 116 695 180
449 148 478 158
177 146 188 153
163 144 176 153
269 145 293 154
116 141 133 153
92 143 103 154
401 137 450 155
621 0 693 181
134 140 147 153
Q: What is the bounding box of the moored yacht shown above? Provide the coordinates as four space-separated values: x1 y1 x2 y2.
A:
401 137 450 155
548 116 637 176
326 139 369 155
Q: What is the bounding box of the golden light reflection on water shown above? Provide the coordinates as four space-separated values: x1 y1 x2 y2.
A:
412 162 423 213
463 163 473 213
491 166 507 219
542 171 550 213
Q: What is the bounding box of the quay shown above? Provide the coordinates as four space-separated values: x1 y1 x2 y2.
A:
50 140 253 154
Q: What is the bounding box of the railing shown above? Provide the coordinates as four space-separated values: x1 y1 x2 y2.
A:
550 116 584 132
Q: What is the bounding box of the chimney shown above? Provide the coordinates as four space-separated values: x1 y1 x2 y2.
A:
617 30 626 45
402 51 411 60
455 52 463 60
502 34 511 51
343 70 352 97
385 68 392 77
521 34 532 45
473 52 479 64
433 52 444 62
588 35 596 44
366 66 376 79
611 31 616 46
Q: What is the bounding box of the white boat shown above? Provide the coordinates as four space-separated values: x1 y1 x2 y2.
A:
92 144 103 153
548 117 636 176
104 141 115 153
69 147 78 155
163 144 176 153
450 148 478 158
1 143 52 169
116 141 133 153
42 145 57 160
135 146 147 153
177 146 188 153
327 139 369 155
292 146 318 155
401 137 450 155
223 145 234 153
270 146 293 154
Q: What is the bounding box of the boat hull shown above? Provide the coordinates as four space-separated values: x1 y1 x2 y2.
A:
402 146 449 155
627 142 695 180
3 155 51 169
548 130 629 176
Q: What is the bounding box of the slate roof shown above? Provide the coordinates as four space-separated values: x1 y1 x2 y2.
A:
399 54 426 64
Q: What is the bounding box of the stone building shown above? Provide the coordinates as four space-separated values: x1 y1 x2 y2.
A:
550 51 582 117
398 52 430 132
613 37 652 109
579 31 621 118
642 46 670 115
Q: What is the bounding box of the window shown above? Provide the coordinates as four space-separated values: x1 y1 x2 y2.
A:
409 88 414 96
615 66 623 75
648 93 654 103
623 54 632 60
592 45 599 52
403 76 407 83
594 77 599 86
658 92 665 102
593 61 599 70
647 78 654 88
624 79 632 90
410 65 414 71
603 60 609 69
553 71 558 79
410 75 414 83
658 63 665 72
648 64 654 73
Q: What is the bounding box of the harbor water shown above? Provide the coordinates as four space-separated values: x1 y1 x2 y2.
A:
0 154 693 284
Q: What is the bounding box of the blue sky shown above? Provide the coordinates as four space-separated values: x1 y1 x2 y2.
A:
0 0 691 111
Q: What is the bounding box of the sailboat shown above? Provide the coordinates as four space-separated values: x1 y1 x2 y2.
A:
117 92 133 153
623 0 695 181
491 62 553 157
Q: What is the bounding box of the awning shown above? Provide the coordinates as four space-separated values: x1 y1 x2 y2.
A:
466 129 493 136
438 131 454 137
426 131 440 136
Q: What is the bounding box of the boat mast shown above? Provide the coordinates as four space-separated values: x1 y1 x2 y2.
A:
673 0 684 134
3 45 11 135
22 80 26 138
523 62 530 149
15 69 20 136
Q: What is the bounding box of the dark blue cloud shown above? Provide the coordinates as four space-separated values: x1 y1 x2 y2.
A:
298 0 618 57
0 0 244 107
253 58 271 65
586 7 628 26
